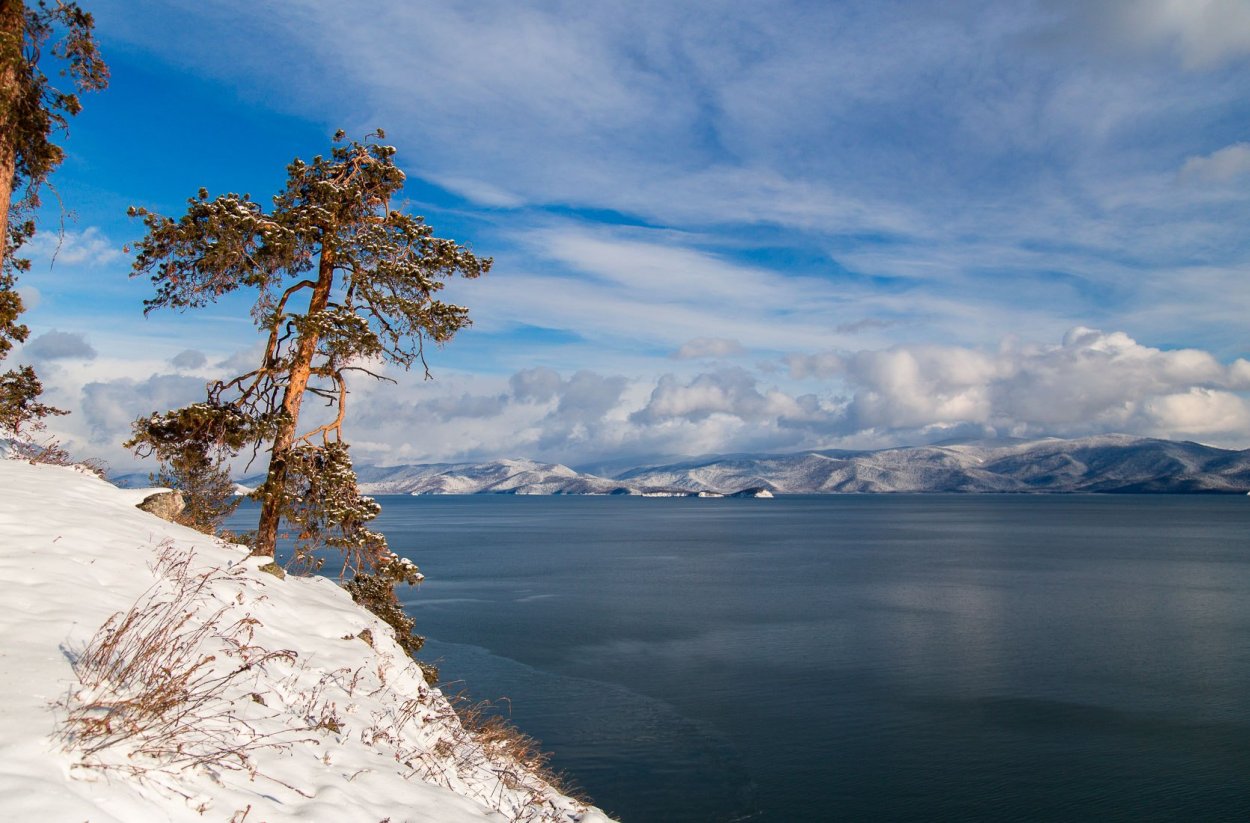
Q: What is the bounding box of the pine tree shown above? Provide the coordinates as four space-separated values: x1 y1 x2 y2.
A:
0 1 107 435
127 131 489 577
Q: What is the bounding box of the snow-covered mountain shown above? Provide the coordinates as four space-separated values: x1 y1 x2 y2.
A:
360 436 1250 495
615 435 1250 494
0 459 611 822
117 435 1250 496
353 458 636 495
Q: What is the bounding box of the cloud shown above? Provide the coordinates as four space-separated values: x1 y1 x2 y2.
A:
421 392 509 421
15 284 39 311
170 349 208 370
835 318 895 335
1116 0 1250 68
555 371 628 422
22 227 122 268
80 374 209 444
672 337 744 359
786 352 845 380
632 368 795 425
54 326 1247 473
509 367 562 403
1180 142 1250 183
1042 0 1250 68
22 330 97 362
801 327 1250 441
1144 387 1250 434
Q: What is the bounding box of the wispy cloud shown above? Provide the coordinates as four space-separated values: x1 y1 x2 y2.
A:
37 0 1250 465
1180 142 1250 183
23 227 122 268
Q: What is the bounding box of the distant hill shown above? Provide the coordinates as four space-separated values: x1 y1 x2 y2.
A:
614 435 1250 494
113 435 1250 496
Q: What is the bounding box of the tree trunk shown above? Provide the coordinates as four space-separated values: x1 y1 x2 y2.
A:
252 248 335 557
0 1 24 274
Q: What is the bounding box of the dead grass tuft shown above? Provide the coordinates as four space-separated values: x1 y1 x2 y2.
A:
56 542 300 776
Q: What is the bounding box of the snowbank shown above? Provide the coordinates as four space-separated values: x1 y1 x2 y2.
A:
0 459 612 822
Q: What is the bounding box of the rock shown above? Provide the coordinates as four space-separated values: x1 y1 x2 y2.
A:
136 490 185 522
258 562 286 580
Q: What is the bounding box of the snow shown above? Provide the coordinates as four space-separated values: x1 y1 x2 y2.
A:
0 459 613 823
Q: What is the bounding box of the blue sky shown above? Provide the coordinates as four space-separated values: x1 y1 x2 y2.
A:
11 0 1250 469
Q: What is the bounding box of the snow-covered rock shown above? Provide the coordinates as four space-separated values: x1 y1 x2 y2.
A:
0 459 612 823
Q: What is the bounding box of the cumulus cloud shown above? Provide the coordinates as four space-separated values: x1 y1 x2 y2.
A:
630 368 810 426
835 318 895 335
1045 0 1250 68
509 367 563 403
1180 142 1250 183
1144 388 1250 434
22 330 97 362
80 374 209 444
421 392 509 421
792 327 1250 442
786 352 844 380
1123 0 1250 68
170 349 208 370
672 337 745 359
15 284 39 311
23 227 122 267
555 371 628 422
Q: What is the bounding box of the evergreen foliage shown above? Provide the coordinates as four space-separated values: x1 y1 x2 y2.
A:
0 0 108 271
127 402 249 536
127 131 488 657
0 361 63 439
0 0 107 438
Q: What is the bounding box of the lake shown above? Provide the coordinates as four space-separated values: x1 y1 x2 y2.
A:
228 495 1250 821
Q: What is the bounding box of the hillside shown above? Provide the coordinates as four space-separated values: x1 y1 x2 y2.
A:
0 459 611 822
617 435 1250 493
206 436 1250 497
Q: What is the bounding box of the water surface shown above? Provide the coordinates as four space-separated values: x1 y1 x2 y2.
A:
230 495 1250 821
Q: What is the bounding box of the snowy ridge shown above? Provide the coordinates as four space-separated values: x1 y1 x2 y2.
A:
618 435 1250 493
0 459 612 822
117 436 1250 496
329 436 1250 496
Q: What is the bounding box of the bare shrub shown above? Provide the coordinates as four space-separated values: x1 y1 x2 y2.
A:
366 682 587 822
8 435 108 478
56 543 299 775
450 693 583 803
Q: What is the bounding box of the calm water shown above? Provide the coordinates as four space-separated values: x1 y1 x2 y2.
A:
229 495 1250 821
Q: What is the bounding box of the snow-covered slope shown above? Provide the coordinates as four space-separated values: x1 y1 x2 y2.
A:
0 459 611 822
124 436 1250 497
351 459 635 496
615 436 1250 494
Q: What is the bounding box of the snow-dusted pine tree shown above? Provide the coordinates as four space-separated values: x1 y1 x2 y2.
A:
127 131 489 580
0 1 107 437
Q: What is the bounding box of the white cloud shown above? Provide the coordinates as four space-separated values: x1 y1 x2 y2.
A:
21 330 97 362
1125 0 1250 68
22 227 121 268
79 374 209 444
1144 387 1250 434
15 284 39 311
1180 142 1250 183
824 327 1250 440
170 349 208 370
672 337 744 359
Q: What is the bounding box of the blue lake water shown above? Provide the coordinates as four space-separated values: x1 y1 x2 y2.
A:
228 495 1250 821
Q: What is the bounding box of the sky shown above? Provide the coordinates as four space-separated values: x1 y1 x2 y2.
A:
9 0 1250 471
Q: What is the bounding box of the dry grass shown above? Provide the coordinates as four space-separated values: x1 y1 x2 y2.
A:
450 694 581 800
8 436 108 478
54 540 595 821
56 542 299 777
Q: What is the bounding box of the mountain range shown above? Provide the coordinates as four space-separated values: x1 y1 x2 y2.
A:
192 435 1250 496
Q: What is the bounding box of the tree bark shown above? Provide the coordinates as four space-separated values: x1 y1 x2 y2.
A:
0 1 24 275
252 247 335 557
